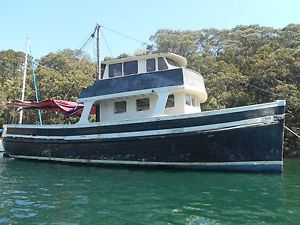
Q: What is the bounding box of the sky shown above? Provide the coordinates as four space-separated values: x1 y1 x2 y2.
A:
1 0 300 60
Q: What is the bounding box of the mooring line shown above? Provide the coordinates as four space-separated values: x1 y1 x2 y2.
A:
285 126 300 140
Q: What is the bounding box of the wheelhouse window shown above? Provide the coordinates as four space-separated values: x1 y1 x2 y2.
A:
158 57 168 70
185 94 200 107
165 94 175 108
100 64 106 79
136 98 150 111
185 94 192 106
124 60 138 75
114 101 127 114
88 102 100 122
191 95 196 107
166 57 180 67
146 58 155 72
109 63 122 77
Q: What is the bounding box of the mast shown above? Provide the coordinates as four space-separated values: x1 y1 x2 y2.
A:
19 37 30 124
95 24 101 80
95 24 101 122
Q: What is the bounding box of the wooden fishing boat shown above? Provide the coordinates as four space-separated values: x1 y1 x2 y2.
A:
1 52 286 172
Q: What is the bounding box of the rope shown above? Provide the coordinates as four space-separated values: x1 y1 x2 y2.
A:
245 82 282 97
242 81 300 138
244 82 300 140
285 126 300 140
29 48 42 125
101 25 147 46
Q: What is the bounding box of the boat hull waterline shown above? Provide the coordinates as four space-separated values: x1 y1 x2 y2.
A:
2 101 285 172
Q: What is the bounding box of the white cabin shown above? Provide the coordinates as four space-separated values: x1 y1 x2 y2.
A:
77 53 207 124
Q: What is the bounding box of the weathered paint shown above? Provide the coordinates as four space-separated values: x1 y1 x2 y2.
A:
3 122 284 172
2 101 285 172
5 104 284 138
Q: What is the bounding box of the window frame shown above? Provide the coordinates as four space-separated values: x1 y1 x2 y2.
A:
136 98 150 111
191 95 197 107
109 63 123 78
185 94 192 106
123 60 138 75
165 94 175 108
114 100 127 114
158 57 168 71
146 58 156 72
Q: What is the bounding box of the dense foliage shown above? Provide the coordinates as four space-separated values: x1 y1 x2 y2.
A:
0 24 299 154
0 49 95 125
149 24 300 154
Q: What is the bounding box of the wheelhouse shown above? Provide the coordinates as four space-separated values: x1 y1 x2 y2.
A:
101 53 187 79
77 53 207 124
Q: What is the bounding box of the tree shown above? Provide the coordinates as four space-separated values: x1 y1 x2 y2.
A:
0 24 299 154
33 50 95 124
149 25 300 153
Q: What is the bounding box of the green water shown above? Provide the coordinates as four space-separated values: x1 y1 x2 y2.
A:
0 157 299 225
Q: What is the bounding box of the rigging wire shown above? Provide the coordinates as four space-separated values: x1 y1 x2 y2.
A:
100 29 114 57
72 36 93 59
72 26 98 59
101 25 147 46
29 47 43 125
72 24 149 61
74 31 94 53
244 82 282 97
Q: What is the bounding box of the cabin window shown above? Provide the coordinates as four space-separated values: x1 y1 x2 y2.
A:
136 98 150 111
146 58 156 72
100 64 106 79
89 102 100 122
109 63 122 77
158 57 168 70
191 95 197 107
185 94 191 106
185 94 200 107
114 101 127 114
124 60 138 75
166 57 180 67
165 94 175 108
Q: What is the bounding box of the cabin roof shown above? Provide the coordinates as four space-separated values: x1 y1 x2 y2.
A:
102 53 187 67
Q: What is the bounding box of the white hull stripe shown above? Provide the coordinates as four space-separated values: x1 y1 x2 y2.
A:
3 101 285 129
5 116 280 141
8 155 282 167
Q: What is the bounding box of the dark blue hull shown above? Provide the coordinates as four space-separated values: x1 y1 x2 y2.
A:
2 101 285 172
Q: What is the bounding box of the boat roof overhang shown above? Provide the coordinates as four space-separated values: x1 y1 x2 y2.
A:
78 68 184 101
102 53 187 67
78 68 207 103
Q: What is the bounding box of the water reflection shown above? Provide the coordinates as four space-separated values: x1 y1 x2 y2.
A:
0 157 297 225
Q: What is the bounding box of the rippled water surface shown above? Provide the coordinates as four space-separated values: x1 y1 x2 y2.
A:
0 155 299 225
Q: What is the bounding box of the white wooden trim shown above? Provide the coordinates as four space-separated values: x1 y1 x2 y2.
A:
7 154 283 168
5 115 280 140
3 100 285 130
